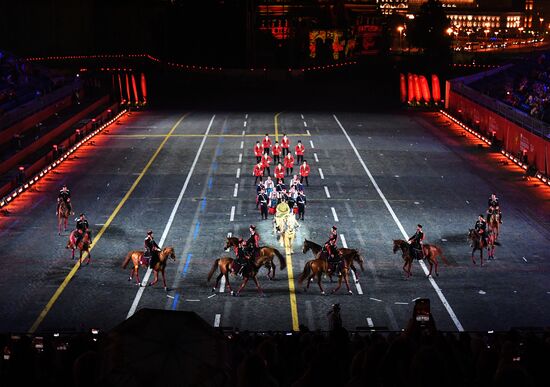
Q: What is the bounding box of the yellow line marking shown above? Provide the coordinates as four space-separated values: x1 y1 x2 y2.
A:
285 242 300 331
274 112 282 142
28 113 188 334
105 133 310 138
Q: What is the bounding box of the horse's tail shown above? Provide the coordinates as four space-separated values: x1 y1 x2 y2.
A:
272 248 286 270
122 252 134 269
207 259 220 282
298 261 312 285
434 245 449 265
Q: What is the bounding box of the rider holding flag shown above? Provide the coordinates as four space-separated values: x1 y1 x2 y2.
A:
144 230 161 269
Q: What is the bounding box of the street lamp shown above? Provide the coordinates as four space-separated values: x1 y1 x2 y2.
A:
397 26 404 52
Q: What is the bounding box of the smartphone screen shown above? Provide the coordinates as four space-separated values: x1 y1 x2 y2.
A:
414 298 430 323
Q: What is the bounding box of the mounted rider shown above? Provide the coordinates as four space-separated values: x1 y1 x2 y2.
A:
324 226 341 273
57 184 73 215
474 214 487 246
144 230 161 268
74 213 91 247
235 238 250 276
246 224 260 261
487 193 502 223
408 224 425 260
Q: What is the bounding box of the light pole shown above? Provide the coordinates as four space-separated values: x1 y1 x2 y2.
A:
447 27 454 51
397 26 404 52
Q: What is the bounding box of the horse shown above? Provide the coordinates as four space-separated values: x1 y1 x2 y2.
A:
273 213 300 253
207 255 273 297
468 229 500 266
57 200 70 235
302 239 364 283
122 247 176 291
487 212 501 240
66 230 92 265
392 239 448 278
224 237 286 280
297 253 353 295
487 230 498 261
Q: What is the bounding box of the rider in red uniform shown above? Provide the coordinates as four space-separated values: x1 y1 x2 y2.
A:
324 226 338 261
262 134 272 155
246 224 261 260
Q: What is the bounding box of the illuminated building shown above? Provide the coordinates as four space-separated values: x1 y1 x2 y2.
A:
447 12 522 29
376 0 408 15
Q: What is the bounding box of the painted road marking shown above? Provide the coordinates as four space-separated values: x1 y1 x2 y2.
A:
245 113 248 119
370 297 382 302
319 168 324 180
240 141 244 149
171 293 180 310
314 153 319 162
395 302 409 305
303 121 308 127
367 317 374 327
285 239 299 331
324 186 331 198
230 206 235 222
274 112 282 141
244 121 247 127
182 253 193 275
233 183 239 197
331 207 339 222
306 129 311 136
340 234 363 295
236 168 240 179
301 114 304 120
28 113 190 333
334 114 464 332
220 276 226 293
242 130 246 136
127 114 217 319
238 153 242 163
214 314 221 327
208 294 216 299
309 140 315 149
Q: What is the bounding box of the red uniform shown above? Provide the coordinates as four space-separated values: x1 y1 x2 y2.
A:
274 165 285 180
262 136 272 150
272 143 282 156
281 136 290 150
284 154 295 168
253 164 264 177
261 154 272 168
295 143 305 156
300 163 310 177
254 143 264 157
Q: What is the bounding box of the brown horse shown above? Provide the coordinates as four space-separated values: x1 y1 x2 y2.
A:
487 212 501 240
122 247 176 291
66 230 92 265
57 200 70 235
302 239 364 283
224 237 286 280
207 254 272 297
298 252 352 295
487 230 498 261
392 239 448 278
468 229 500 266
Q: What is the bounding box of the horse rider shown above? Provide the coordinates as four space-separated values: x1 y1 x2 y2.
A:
74 213 91 247
57 184 73 215
324 226 339 260
235 238 250 276
246 224 261 260
408 224 425 260
488 193 502 223
144 230 161 269
474 214 487 246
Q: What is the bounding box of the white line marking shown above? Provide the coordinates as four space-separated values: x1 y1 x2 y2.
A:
369 297 382 302
314 153 319 162
319 168 324 180
245 114 248 119
166 295 175 299
242 130 246 136
300 114 304 120
244 121 247 127
367 317 374 327
230 206 235 222
303 121 308 127
240 141 244 149
394 302 409 305
238 153 242 163
340 234 363 295
306 129 311 136
309 140 315 149
185 299 200 302
522 257 527 262
236 168 240 179
127 115 216 319
214 314 221 327
324 186 331 198
334 114 464 332
208 294 216 299
220 276 226 293
233 183 239 197
331 207 339 222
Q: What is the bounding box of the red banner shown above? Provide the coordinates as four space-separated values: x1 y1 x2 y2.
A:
432 74 441 102
408 73 415 103
420 75 431 103
140 73 147 104
400 74 407 103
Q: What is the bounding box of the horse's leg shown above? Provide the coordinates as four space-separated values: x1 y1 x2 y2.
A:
342 271 352 294
149 270 159 286
64 217 68 232
253 276 264 297
332 275 342 294
471 248 477 265
85 250 91 265
135 266 141 286
480 247 484 267
317 273 325 295
427 259 433 277
236 277 249 296
161 269 167 291
214 273 223 292
271 261 276 280
351 264 359 283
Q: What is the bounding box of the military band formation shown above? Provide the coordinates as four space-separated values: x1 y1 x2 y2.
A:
55 132 504 295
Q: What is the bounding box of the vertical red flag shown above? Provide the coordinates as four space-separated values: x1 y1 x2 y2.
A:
407 73 415 103
140 73 147 104
400 73 407 103
125 73 131 104
420 75 431 103
131 73 139 104
432 74 441 103
413 74 422 102
117 73 123 102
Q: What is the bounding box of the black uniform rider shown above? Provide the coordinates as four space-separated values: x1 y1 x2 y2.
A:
144 230 161 268
408 224 425 260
